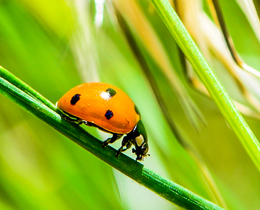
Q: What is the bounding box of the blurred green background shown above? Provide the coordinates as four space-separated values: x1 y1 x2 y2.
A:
1 0 260 209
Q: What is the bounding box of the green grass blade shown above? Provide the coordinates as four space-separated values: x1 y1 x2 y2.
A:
151 0 260 172
0 66 224 210
0 65 56 111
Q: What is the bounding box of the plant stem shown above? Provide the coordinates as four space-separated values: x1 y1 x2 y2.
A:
0 65 56 111
151 0 260 172
0 66 224 209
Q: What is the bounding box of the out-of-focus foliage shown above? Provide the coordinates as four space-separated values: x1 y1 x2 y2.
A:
0 0 260 209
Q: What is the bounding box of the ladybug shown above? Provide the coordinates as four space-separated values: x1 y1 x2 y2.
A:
56 82 149 161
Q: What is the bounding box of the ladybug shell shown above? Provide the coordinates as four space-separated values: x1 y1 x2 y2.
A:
57 82 140 134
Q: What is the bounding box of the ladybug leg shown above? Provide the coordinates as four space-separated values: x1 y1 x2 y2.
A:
58 109 82 124
116 135 133 157
102 134 123 147
63 115 83 124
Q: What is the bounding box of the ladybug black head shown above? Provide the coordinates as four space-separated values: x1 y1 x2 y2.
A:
132 142 149 161
131 120 149 161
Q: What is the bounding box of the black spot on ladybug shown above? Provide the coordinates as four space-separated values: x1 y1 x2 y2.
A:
105 110 114 120
134 105 141 116
71 94 81 105
106 88 117 98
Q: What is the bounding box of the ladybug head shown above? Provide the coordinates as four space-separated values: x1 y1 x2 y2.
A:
132 121 149 161
132 141 149 161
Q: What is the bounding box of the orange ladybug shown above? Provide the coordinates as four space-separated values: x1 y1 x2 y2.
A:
57 82 149 160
